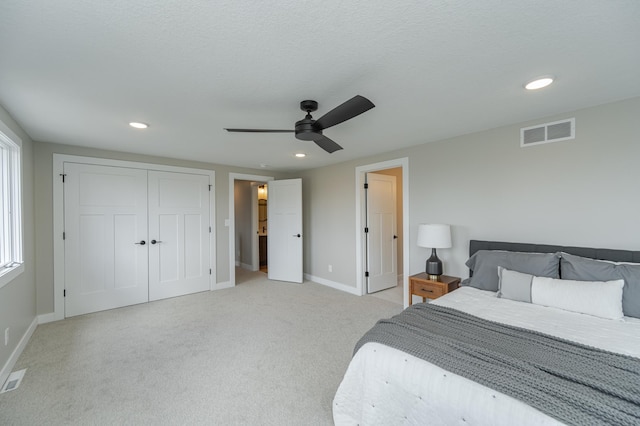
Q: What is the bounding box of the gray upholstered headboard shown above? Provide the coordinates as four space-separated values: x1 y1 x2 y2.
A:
469 240 640 263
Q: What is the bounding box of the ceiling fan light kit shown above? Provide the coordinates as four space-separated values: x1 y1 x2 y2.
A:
225 95 375 153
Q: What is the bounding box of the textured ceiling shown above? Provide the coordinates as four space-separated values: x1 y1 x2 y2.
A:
1 1 639 171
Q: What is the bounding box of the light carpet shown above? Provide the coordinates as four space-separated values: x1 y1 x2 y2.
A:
0 270 402 425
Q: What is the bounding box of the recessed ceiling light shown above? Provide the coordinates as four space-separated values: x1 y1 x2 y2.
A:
129 122 149 129
524 77 554 90
295 153 306 158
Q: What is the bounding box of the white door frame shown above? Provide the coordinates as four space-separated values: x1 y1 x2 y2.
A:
355 158 409 306
52 154 216 322
228 173 274 287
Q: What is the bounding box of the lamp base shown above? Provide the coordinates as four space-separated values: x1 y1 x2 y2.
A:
427 274 441 281
425 248 443 278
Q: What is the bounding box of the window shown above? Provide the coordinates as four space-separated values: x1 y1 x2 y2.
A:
0 121 23 288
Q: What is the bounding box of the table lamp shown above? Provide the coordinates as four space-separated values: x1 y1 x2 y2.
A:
417 224 452 281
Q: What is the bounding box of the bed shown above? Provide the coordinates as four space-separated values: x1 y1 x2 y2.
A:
333 240 640 425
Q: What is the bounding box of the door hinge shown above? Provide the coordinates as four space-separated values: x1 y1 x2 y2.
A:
208 184 212 191
209 269 212 275
364 183 368 189
64 289 66 297
365 271 369 277
209 226 212 233
364 227 368 233
63 232 66 240
60 173 67 183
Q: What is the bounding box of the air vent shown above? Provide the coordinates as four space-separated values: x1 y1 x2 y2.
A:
520 118 575 147
1 369 26 393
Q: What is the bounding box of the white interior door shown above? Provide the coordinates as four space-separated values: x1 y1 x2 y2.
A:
148 171 210 301
366 172 397 293
64 163 149 317
267 178 303 283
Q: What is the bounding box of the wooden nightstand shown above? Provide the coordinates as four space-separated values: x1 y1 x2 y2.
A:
409 273 461 305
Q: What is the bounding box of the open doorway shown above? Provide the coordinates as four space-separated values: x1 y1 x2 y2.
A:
366 169 402 299
229 173 274 286
355 158 409 306
233 180 269 283
229 174 304 286
257 184 268 273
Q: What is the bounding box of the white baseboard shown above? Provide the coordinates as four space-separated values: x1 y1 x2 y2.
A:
212 280 233 290
37 312 57 324
239 263 253 271
304 274 361 296
0 317 37 390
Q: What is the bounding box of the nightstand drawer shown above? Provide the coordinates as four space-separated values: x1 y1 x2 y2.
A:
413 282 446 298
408 273 461 305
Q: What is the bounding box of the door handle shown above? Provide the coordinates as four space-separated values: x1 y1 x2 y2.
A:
135 240 146 245
151 240 162 245
393 235 398 239
293 234 301 238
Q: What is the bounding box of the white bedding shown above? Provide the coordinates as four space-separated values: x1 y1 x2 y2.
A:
333 286 640 425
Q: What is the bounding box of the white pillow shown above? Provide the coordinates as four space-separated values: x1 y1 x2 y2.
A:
497 266 533 302
531 276 625 321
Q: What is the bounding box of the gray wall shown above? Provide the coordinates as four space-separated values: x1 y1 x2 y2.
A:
297 96 640 289
297 162 356 281
0 106 36 375
33 142 284 315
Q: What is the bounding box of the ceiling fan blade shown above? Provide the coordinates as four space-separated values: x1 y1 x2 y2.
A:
313 95 375 130
313 135 343 153
225 128 294 133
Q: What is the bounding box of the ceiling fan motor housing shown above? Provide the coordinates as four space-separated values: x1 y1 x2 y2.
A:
295 117 321 141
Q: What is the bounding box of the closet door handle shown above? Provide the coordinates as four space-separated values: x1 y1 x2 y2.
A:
135 240 146 245
151 240 162 245
293 234 301 238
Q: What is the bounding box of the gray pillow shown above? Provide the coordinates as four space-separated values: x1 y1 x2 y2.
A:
463 250 560 291
560 252 640 319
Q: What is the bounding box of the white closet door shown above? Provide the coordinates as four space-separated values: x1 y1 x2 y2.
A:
148 171 210 301
64 163 149 317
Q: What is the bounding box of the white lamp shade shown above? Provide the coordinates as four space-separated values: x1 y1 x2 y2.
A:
417 224 452 249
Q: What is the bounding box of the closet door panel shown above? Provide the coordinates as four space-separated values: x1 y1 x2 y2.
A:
64 163 148 317
148 171 210 301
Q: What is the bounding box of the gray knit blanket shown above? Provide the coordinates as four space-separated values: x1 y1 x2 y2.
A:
354 304 640 426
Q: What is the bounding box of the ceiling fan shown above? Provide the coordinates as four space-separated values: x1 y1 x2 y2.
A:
225 95 375 153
